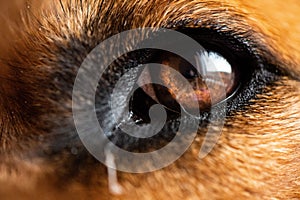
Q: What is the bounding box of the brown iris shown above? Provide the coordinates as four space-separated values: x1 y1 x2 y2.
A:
140 51 236 113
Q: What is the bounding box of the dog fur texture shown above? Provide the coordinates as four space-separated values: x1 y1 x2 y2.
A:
0 0 299 199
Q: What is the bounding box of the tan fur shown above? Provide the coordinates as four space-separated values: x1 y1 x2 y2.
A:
0 0 299 199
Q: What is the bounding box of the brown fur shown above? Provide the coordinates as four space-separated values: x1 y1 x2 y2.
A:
0 0 299 199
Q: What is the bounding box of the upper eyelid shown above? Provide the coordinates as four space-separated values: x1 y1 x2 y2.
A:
167 19 271 60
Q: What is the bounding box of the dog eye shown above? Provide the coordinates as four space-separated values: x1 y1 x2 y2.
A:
91 26 281 153
124 28 279 122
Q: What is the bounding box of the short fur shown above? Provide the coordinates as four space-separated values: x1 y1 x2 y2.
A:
0 0 299 199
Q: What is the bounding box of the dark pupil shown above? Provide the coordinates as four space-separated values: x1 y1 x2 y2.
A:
179 65 199 79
